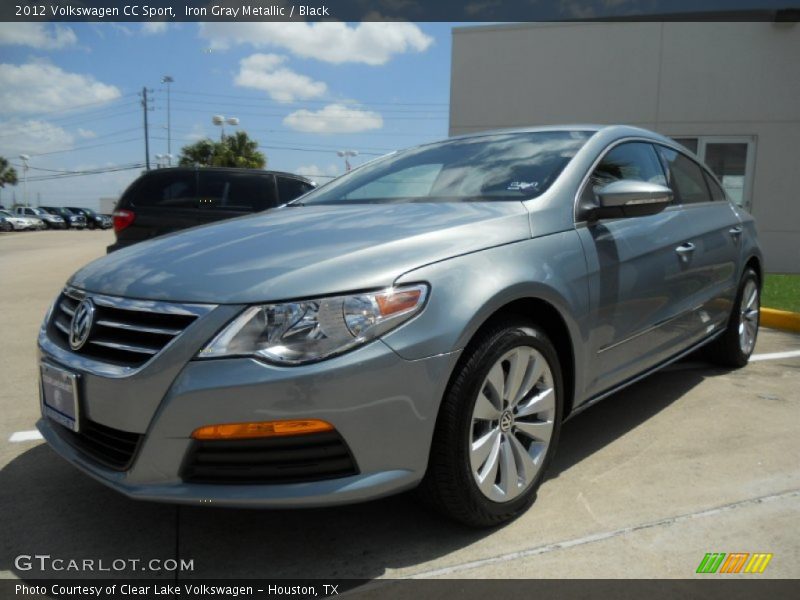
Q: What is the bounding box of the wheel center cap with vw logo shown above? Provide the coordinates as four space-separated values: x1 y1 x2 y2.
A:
499 410 514 432
69 298 96 350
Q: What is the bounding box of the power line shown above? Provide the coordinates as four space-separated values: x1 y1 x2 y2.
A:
25 163 145 182
6 93 138 120
29 137 142 157
0 107 141 140
170 105 448 121
166 88 448 107
165 96 449 115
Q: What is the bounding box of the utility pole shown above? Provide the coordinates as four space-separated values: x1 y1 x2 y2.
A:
141 86 151 170
161 75 174 165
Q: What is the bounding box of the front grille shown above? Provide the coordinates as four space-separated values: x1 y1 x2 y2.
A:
182 431 359 485
50 289 199 368
54 419 143 471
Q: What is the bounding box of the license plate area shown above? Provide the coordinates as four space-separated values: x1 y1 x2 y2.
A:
41 362 80 432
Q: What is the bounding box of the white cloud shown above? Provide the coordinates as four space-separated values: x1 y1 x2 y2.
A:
141 22 169 36
0 119 74 155
200 22 433 65
0 62 121 114
77 128 96 139
283 104 383 134
234 54 327 103
295 163 340 180
0 23 77 49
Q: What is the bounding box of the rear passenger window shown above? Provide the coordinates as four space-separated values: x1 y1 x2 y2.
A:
198 172 277 212
128 172 197 209
703 171 728 202
277 177 314 203
587 142 666 193
657 147 712 204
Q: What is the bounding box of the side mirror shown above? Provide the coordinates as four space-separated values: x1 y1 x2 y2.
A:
592 180 673 219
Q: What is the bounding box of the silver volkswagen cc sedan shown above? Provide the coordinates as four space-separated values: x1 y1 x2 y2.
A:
36 125 762 526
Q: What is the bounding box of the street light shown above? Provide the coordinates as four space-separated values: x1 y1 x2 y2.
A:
161 75 174 166
212 115 239 141
337 149 358 172
19 154 30 207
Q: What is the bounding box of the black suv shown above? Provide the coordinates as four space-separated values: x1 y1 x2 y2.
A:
67 207 113 230
108 167 315 253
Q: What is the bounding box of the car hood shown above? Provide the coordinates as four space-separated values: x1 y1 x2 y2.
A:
69 202 531 304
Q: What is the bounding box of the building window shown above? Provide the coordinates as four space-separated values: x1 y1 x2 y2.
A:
669 136 756 210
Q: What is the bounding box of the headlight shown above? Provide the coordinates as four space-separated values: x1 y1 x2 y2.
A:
199 284 428 365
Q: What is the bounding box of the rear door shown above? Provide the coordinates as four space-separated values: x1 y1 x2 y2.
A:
196 171 278 226
576 141 693 397
655 145 741 336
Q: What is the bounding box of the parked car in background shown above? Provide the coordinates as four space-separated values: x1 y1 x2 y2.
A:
36 126 762 526
40 207 87 229
14 206 66 229
0 214 12 232
67 207 112 230
0 209 45 231
108 167 315 252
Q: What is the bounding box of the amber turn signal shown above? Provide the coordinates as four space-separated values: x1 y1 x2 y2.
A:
191 419 334 440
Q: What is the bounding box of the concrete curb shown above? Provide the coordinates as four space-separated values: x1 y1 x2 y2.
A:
761 308 800 333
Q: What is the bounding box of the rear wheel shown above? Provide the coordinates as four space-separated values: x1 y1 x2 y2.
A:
706 267 760 367
421 320 563 527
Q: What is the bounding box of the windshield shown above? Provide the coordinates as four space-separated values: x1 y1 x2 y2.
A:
31 208 48 216
0 210 11 217
299 131 592 205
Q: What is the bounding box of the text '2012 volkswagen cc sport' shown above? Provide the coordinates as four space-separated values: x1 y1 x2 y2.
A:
37 125 762 526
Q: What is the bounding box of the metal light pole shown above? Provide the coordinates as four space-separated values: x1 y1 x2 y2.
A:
337 150 358 172
161 75 174 166
19 154 29 207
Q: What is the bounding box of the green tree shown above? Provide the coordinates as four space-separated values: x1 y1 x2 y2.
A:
178 131 266 169
0 156 19 189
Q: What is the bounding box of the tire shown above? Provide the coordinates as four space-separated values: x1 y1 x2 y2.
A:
420 320 563 527
706 267 760 368
88 221 96 230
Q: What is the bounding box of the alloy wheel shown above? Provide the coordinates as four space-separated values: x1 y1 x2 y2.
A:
738 279 759 355
469 346 556 503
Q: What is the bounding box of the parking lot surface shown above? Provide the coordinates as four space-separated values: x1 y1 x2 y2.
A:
1 231 798 580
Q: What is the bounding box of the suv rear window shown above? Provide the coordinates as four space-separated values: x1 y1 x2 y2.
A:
127 171 197 209
198 171 277 212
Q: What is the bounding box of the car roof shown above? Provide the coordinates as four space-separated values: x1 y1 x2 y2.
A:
445 124 674 145
142 167 313 182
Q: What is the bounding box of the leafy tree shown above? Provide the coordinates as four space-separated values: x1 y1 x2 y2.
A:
0 156 19 188
178 131 266 169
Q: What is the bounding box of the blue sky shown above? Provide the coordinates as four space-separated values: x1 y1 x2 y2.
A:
0 22 454 209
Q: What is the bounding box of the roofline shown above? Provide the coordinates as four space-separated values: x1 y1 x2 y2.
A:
149 166 313 181
453 11 799 34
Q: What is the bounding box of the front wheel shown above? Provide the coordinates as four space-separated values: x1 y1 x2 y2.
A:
421 320 563 527
707 267 760 368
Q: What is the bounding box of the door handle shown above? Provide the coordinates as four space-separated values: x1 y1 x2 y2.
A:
729 226 743 240
675 242 696 262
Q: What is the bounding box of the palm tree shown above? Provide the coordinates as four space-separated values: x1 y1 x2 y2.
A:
0 156 18 188
177 132 266 169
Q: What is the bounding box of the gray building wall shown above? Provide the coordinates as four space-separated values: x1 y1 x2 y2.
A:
450 22 800 273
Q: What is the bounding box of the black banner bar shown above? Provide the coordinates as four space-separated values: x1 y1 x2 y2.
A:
3 0 800 22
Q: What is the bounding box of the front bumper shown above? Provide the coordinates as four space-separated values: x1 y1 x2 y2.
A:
38 330 459 507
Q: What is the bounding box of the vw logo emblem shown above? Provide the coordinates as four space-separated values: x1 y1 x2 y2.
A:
499 410 514 432
69 298 96 351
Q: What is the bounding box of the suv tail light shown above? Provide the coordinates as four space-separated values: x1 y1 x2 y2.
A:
113 209 135 233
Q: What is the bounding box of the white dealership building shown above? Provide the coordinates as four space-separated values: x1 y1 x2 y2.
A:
450 20 799 272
